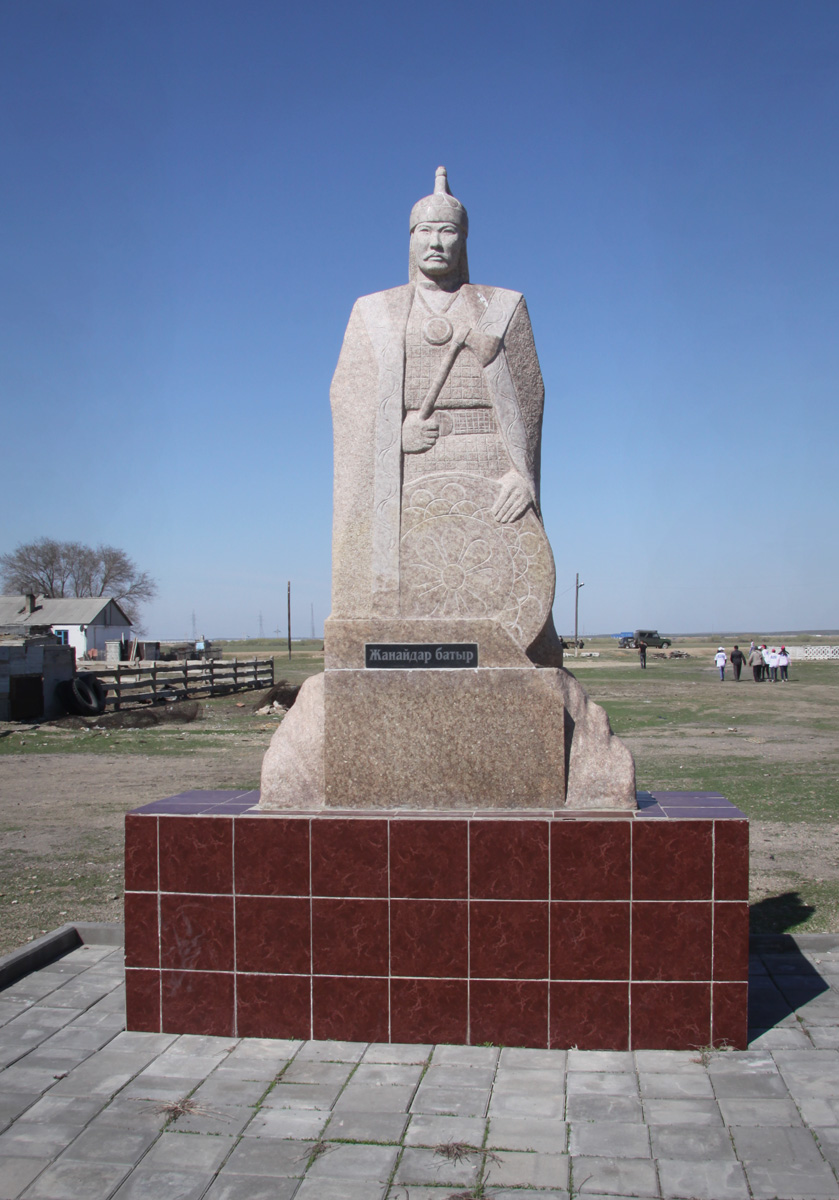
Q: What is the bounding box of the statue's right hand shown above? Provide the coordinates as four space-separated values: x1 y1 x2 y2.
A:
402 411 440 453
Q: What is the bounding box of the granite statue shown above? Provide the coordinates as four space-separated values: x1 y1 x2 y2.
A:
261 168 635 810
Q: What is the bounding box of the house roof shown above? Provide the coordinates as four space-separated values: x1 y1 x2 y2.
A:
0 595 132 627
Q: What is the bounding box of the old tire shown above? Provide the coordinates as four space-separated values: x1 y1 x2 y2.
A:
65 673 107 717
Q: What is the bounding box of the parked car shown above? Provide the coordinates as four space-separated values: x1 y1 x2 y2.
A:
619 629 672 649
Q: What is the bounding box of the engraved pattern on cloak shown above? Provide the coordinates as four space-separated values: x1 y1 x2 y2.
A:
400 475 554 648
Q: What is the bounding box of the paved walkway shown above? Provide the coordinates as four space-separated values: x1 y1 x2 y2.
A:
1 936 839 1200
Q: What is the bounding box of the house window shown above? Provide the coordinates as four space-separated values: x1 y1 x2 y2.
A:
54 629 69 645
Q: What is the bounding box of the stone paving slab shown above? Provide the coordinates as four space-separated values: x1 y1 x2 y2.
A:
0 938 838 1198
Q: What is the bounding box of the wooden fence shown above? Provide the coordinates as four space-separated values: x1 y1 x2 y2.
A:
94 658 275 709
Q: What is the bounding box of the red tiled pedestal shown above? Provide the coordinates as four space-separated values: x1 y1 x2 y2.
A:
124 791 749 1049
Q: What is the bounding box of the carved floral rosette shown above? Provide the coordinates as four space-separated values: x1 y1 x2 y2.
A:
399 473 555 651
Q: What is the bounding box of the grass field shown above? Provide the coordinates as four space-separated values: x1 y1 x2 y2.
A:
0 631 837 950
571 635 839 933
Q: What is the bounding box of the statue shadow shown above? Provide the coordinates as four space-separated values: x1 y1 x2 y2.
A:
748 892 830 1036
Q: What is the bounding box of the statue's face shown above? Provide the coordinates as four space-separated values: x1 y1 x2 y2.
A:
412 221 465 279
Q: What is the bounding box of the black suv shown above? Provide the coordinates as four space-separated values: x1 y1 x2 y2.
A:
619 629 672 649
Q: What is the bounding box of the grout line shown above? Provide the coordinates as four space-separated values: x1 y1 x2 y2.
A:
710 818 716 1045
547 821 551 1049
466 819 471 1046
309 818 314 1042
155 815 162 1033
628 818 633 1051
387 818 392 1045
130 889 718 903
231 818 238 1038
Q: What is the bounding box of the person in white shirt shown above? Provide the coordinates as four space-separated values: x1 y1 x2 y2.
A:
778 646 790 682
768 648 780 682
714 647 727 681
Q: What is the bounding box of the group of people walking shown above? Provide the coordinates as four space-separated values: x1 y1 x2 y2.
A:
715 643 790 682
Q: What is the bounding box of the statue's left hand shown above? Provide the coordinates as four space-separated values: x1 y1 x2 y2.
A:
492 471 533 523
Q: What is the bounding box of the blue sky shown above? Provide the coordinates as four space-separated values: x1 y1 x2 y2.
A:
2 0 837 638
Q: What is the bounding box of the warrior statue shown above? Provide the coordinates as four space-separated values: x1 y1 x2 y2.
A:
331 166 563 662
261 168 635 811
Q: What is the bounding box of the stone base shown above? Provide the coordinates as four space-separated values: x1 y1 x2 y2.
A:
124 791 749 1050
261 618 636 809
324 667 567 809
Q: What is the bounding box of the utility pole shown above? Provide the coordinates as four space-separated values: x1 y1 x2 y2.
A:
191 610 197 641
310 603 315 640
574 573 585 658
287 581 292 661
258 612 264 639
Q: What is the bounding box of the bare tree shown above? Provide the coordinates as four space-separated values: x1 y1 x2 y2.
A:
0 538 157 627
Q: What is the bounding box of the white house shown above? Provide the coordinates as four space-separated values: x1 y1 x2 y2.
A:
0 595 132 659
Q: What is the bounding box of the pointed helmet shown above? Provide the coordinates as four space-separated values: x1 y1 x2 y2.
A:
409 166 468 234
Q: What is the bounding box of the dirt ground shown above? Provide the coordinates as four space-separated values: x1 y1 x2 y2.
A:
0 694 275 956
577 643 839 935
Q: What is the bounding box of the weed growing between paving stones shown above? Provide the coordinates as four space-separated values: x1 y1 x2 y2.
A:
431 1140 503 1198
690 1042 734 1067
393 1190 497 1200
300 1139 332 1167
567 1165 593 1199
436 1141 501 1168
148 1095 218 1124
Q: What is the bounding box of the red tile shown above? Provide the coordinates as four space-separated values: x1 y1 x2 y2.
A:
391 900 467 978
633 822 712 900
124 892 159 969
390 820 468 899
714 821 749 900
158 816 232 894
631 983 711 1050
470 901 548 979
237 974 311 1039
632 903 712 982
470 821 549 900
391 978 468 1044
160 894 234 972
713 903 749 981
311 819 388 897
162 970 235 1036
236 896 310 974
550 982 629 1050
551 822 631 900
551 902 630 980
312 898 388 976
713 982 749 1050
125 968 160 1032
312 976 389 1042
470 980 548 1048
235 817 310 896
125 815 158 891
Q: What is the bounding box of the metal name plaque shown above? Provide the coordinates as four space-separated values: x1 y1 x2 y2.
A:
365 643 479 669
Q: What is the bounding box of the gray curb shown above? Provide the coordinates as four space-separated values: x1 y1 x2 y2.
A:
0 921 124 990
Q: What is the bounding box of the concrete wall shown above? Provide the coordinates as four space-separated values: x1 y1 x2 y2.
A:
0 639 76 720
86 623 131 654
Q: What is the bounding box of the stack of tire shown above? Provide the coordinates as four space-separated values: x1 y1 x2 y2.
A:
60 673 108 717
